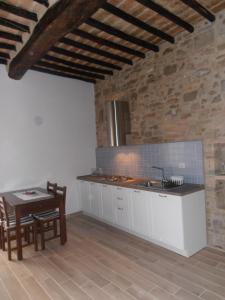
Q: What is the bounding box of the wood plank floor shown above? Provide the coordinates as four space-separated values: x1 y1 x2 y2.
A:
0 214 225 300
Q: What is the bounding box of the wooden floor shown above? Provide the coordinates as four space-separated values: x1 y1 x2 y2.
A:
0 214 225 300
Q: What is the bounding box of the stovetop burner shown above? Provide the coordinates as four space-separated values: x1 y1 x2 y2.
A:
107 175 132 182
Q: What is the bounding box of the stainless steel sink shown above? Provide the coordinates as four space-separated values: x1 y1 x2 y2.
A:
131 180 181 190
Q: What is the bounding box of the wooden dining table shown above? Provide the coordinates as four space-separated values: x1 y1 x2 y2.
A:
0 187 67 260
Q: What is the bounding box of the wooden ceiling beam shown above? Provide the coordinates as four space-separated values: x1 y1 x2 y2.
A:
72 29 145 58
60 37 133 65
0 42 16 51
179 0 215 22
31 66 96 83
136 0 194 33
51 46 122 70
0 30 22 43
37 60 105 79
0 58 7 65
0 2 38 22
45 54 113 75
0 51 10 59
31 65 96 83
33 0 49 8
9 0 107 80
86 18 159 52
102 2 174 44
0 17 30 33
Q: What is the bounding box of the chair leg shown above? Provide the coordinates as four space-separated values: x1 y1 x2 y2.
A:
27 226 31 245
2 229 6 251
53 220 57 238
33 223 38 251
40 222 45 250
0 226 2 249
6 229 11 261
24 227 28 243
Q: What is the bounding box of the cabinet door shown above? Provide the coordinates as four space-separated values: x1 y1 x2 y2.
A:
89 182 101 218
102 185 113 223
131 189 151 237
113 187 130 230
151 193 184 250
80 181 91 214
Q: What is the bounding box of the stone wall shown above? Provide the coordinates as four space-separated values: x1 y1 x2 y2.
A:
95 10 225 250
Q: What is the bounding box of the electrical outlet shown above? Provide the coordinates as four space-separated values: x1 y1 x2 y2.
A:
178 162 186 169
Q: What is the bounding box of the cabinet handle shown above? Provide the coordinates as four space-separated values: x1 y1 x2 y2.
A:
90 183 95 185
117 187 122 190
134 190 141 193
103 185 108 188
117 197 123 200
118 207 123 210
159 194 167 198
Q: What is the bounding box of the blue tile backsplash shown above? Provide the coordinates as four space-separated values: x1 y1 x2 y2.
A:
96 140 204 184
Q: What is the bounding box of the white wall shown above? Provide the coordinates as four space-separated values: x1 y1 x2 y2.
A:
0 66 97 214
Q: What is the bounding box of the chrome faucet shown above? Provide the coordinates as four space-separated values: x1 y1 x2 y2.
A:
152 166 166 181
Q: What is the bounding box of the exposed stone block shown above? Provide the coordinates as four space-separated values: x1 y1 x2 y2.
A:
194 29 215 49
163 64 177 76
183 90 198 102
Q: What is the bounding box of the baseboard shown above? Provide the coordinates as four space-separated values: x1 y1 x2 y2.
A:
66 211 83 219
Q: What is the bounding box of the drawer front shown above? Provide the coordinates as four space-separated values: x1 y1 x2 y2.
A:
115 195 129 207
113 187 130 229
113 186 130 206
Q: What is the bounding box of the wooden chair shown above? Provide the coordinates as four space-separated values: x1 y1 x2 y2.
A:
0 197 38 260
47 181 57 194
34 183 66 250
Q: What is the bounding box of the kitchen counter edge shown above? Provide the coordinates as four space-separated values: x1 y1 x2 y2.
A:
77 176 204 196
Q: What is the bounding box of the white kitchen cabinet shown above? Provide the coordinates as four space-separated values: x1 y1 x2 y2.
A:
80 181 91 214
89 182 101 218
180 191 206 256
151 193 184 250
113 186 130 230
150 190 206 256
130 189 151 238
102 184 114 223
79 179 206 257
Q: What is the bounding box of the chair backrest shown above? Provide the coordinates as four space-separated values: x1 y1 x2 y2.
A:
0 197 10 226
56 185 67 203
47 181 57 194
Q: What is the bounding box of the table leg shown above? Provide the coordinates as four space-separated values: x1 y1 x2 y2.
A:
59 199 67 244
15 208 23 260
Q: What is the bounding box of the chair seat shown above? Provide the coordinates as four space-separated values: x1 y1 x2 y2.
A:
34 210 59 221
4 215 34 229
1 215 15 224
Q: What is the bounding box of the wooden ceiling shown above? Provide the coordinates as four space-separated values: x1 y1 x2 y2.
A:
0 0 225 84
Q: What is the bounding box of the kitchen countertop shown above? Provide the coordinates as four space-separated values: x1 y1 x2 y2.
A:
77 175 205 196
